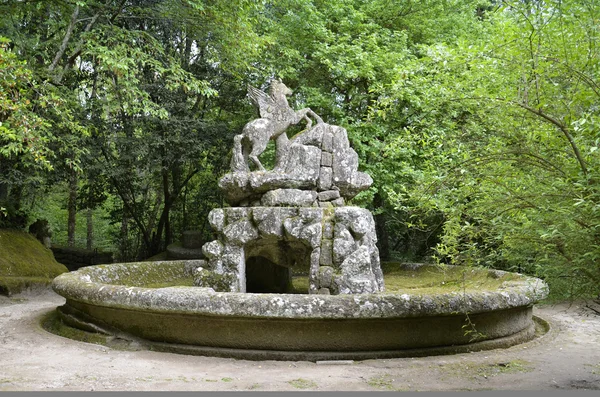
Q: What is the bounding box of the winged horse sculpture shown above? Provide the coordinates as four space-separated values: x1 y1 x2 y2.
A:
231 79 323 172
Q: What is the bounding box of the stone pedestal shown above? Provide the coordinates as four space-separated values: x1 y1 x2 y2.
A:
193 206 384 295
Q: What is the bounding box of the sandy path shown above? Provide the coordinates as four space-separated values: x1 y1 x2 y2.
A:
1 290 599 391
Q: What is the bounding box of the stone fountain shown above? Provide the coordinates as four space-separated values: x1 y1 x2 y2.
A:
194 79 382 296
51 80 548 361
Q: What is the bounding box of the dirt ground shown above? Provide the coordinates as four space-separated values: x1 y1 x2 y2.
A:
1 290 600 391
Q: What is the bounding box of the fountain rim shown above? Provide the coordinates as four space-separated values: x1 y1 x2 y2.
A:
51 261 549 320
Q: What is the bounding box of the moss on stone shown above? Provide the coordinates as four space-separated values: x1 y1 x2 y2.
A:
0 229 68 295
40 310 108 346
381 262 521 294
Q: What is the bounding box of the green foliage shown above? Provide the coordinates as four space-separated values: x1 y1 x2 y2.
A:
373 0 600 299
2 0 599 299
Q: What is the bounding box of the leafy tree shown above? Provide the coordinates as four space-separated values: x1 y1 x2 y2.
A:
373 0 600 298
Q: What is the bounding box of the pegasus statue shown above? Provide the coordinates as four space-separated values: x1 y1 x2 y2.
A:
231 79 323 172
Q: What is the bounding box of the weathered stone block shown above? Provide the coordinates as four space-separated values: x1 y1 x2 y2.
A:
331 197 345 207
321 152 333 167
322 222 334 239
340 245 372 278
318 167 332 190
202 240 224 259
226 208 250 223
322 131 334 152
208 209 225 232
298 208 324 224
317 201 333 208
281 143 321 181
252 207 297 238
318 190 340 201
309 248 320 293
318 266 334 288
319 239 333 266
335 207 376 238
318 288 331 295
291 123 324 147
261 189 317 207
223 220 259 245
333 237 357 266
193 267 235 292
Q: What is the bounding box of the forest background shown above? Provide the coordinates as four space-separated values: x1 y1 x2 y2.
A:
1 0 598 300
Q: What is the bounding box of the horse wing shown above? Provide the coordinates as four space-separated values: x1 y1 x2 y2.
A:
247 85 276 120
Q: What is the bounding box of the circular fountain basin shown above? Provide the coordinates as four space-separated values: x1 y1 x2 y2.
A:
51 260 548 361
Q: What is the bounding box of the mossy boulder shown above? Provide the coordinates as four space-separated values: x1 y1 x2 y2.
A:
0 229 68 295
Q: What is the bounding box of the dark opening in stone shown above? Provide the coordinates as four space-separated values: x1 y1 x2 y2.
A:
246 256 292 293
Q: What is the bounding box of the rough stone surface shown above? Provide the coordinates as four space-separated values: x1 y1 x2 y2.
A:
223 220 259 246
322 131 334 152
318 266 334 288
319 239 333 266
53 261 549 319
200 207 383 294
193 267 235 292
331 197 345 207
318 190 340 201
261 189 317 207
219 123 371 205
202 240 223 259
317 167 333 191
322 222 334 239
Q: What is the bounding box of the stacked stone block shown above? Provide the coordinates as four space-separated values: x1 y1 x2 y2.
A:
199 122 384 295
193 206 384 294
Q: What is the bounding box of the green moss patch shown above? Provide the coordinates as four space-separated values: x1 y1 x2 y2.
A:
90 261 523 296
87 261 191 287
381 262 521 294
288 378 318 389
40 310 108 346
0 229 68 295
284 263 522 295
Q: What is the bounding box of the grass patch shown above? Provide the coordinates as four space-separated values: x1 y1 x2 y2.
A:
585 363 600 375
288 378 317 389
367 374 395 390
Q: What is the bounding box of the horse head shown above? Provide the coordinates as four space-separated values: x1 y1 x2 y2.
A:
270 79 293 98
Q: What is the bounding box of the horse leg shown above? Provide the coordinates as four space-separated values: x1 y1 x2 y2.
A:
294 109 312 129
249 135 269 171
308 109 323 124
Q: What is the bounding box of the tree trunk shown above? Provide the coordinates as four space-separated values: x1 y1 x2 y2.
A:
86 208 93 250
67 171 78 247
373 192 391 261
119 210 129 260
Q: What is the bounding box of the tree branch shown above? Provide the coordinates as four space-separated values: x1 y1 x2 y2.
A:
513 101 588 177
49 5 79 73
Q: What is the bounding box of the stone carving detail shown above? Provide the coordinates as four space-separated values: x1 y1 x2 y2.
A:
195 79 383 295
194 207 384 294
